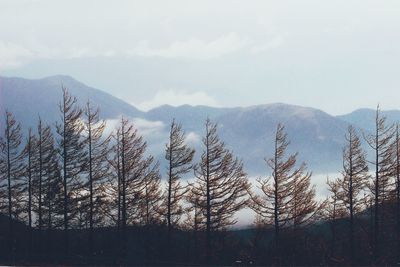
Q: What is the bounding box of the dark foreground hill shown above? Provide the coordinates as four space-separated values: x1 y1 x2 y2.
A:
0 201 399 266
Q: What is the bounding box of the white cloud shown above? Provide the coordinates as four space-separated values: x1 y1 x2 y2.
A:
185 131 201 145
136 89 219 111
250 35 285 54
132 118 165 136
128 32 250 60
0 40 119 70
103 118 120 136
0 31 282 71
0 41 34 70
103 117 165 137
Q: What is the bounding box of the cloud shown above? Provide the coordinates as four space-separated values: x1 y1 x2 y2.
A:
103 117 165 137
132 118 165 136
128 32 250 60
0 40 119 70
136 90 219 111
185 131 201 145
0 41 34 70
0 29 282 71
103 118 120 136
250 35 286 54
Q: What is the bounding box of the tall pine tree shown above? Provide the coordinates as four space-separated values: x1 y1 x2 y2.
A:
82 100 110 255
56 87 87 255
339 125 369 263
364 106 394 260
0 111 25 256
248 124 320 264
191 118 249 262
163 119 195 247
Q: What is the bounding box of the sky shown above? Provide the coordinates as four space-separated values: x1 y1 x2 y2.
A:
1 0 400 115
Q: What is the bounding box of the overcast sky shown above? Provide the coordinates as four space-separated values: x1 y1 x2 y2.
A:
1 0 400 115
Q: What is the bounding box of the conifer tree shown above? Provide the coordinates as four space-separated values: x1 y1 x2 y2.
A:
36 118 61 230
191 118 249 261
111 117 159 259
184 186 203 261
0 111 25 255
325 177 346 261
248 124 319 262
163 120 195 234
56 87 87 255
82 100 110 254
393 123 400 257
339 125 369 263
138 167 162 226
290 167 319 229
107 129 122 228
24 128 36 229
42 154 63 230
364 106 394 259
185 185 203 232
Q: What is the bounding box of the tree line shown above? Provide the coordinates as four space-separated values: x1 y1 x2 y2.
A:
1 89 400 265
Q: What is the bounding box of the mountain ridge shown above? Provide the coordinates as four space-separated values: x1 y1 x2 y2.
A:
1 75 400 175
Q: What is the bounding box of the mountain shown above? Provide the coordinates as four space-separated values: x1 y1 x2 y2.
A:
217 104 349 174
0 75 385 175
337 108 400 133
0 75 143 130
144 103 350 174
145 104 239 132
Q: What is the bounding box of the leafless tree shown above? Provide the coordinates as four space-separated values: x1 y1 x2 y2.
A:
248 123 320 262
138 167 162 226
23 128 36 229
393 123 400 257
109 117 159 260
191 118 249 261
162 119 195 248
0 111 25 254
339 125 369 263
325 177 347 262
82 100 110 254
363 105 395 259
56 87 87 255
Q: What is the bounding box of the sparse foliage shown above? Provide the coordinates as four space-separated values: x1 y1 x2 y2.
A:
191 118 249 260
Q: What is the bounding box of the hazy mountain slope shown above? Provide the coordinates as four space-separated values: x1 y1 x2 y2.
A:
0 75 375 174
216 103 349 174
144 103 350 174
145 104 239 132
0 75 143 130
337 108 400 133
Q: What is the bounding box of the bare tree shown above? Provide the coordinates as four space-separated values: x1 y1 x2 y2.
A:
56 87 87 255
290 165 319 229
393 123 400 257
106 128 122 228
163 120 195 239
248 124 319 262
0 111 25 255
23 128 36 229
185 185 203 232
36 118 60 230
191 118 249 261
42 152 63 230
363 106 394 259
339 125 369 263
110 117 159 260
82 100 110 255
325 177 347 262
184 185 203 262
138 167 162 226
